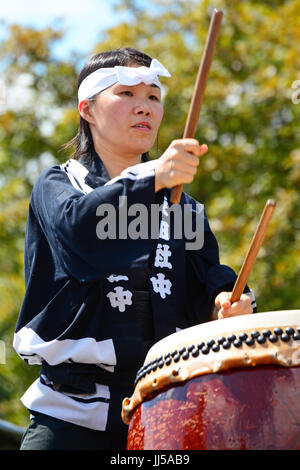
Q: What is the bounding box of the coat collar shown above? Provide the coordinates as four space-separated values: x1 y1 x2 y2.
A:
78 149 111 189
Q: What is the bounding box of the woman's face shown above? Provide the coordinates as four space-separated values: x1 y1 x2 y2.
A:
83 79 164 158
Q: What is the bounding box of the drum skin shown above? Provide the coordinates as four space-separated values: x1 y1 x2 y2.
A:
127 365 300 450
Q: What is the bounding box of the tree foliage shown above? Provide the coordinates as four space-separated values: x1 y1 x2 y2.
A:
0 0 299 425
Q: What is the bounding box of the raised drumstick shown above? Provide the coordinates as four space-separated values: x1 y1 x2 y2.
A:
170 8 223 204
231 199 276 303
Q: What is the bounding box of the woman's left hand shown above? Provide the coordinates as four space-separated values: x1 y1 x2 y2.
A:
213 292 253 320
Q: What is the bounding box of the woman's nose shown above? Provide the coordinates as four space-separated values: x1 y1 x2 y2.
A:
133 102 150 115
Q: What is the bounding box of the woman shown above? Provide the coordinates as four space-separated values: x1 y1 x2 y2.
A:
14 48 255 450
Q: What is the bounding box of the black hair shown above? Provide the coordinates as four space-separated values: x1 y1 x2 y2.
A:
61 47 153 161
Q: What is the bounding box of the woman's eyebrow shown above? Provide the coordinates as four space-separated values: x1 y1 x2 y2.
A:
117 83 159 88
114 83 161 93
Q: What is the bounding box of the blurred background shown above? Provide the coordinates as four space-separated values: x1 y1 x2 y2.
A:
0 0 299 445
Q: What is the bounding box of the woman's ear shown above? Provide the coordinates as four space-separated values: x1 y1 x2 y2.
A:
78 100 95 125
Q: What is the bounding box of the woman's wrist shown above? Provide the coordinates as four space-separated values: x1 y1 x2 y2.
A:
155 175 163 192
154 164 164 192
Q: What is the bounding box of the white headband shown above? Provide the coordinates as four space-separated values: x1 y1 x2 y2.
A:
78 58 171 103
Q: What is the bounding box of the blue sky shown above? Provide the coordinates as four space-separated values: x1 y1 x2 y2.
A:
0 0 129 60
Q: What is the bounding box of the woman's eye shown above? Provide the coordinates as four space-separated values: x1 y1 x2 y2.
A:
121 90 133 96
150 95 160 101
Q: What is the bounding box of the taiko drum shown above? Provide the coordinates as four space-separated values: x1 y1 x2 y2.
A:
122 311 300 450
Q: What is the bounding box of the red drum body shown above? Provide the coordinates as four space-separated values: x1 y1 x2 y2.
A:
127 365 300 450
122 311 300 450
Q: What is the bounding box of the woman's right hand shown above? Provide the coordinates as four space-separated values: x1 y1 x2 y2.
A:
154 139 208 192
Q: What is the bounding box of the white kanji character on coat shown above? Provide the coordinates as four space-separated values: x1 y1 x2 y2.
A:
150 273 172 299
159 220 169 240
154 243 172 269
107 286 133 312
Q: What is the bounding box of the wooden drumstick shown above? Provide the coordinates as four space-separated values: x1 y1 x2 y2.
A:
230 199 276 304
170 8 223 204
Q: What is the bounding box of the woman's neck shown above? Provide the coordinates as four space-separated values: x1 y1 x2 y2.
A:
93 139 142 179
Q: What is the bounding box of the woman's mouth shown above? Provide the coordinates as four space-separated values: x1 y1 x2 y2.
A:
132 121 152 132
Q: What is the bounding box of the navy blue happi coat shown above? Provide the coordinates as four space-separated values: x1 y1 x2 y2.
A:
14 150 256 433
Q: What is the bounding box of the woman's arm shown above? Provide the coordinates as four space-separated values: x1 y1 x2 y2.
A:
31 163 158 282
